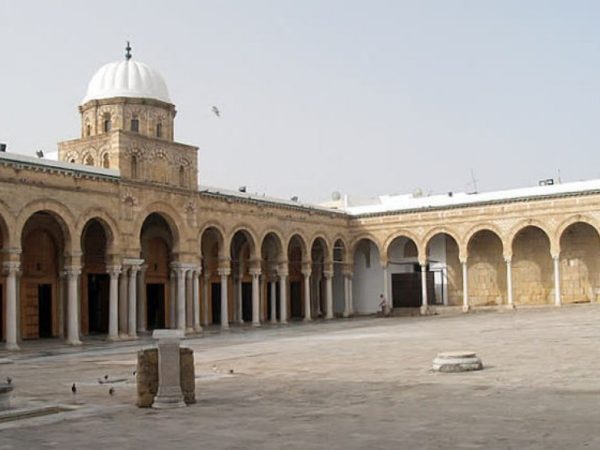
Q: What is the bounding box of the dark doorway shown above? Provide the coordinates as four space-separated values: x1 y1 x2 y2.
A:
241 282 252 322
38 284 53 338
266 283 280 320
147 283 165 330
290 281 302 319
88 274 109 333
391 271 436 307
211 283 221 325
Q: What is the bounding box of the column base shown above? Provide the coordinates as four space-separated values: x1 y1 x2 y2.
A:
152 395 185 409
505 304 516 310
220 324 230 331
325 315 334 320
193 326 203 333
128 333 138 339
462 305 471 313
420 305 433 315
303 317 312 323
342 313 350 318
251 322 261 328
106 335 120 342
280 320 288 325
66 339 82 346
5 342 20 351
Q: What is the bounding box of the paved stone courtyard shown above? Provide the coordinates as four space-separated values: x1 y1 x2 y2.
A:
2 306 600 449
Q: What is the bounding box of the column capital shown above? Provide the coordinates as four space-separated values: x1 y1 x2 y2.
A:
504 256 512 264
342 270 353 278
63 266 82 277
323 270 334 279
301 269 311 277
218 267 231 277
123 258 144 267
2 261 21 275
249 268 261 277
106 265 122 276
460 257 468 265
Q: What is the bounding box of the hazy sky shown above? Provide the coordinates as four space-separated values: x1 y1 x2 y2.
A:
2 1 600 202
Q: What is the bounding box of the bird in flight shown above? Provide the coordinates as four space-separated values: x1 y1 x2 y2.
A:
211 106 221 117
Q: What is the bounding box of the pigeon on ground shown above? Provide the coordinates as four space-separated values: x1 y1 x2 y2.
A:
104 374 109 381
108 387 115 396
6 376 12 385
229 369 234 374
71 383 77 394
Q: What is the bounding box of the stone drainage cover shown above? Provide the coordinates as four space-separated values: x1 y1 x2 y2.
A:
432 351 483 373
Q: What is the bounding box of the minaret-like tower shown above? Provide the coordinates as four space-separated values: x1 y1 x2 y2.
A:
58 43 198 189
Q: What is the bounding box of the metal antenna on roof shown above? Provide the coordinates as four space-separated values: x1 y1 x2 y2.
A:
125 41 132 61
469 168 479 194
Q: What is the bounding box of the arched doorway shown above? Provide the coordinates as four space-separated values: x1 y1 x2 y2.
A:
230 230 255 323
261 232 283 322
512 226 552 305
387 235 424 308
201 227 225 326
81 219 110 335
287 235 305 320
467 229 505 306
352 238 382 313
425 233 461 306
20 212 68 339
141 213 175 330
559 222 600 303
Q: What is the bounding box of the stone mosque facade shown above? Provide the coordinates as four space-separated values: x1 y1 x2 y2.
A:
2 50 600 350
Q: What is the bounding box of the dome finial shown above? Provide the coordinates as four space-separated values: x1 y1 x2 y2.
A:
125 41 132 61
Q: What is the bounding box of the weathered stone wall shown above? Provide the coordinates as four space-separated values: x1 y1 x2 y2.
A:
513 226 553 305
467 230 506 306
136 347 195 408
560 222 600 303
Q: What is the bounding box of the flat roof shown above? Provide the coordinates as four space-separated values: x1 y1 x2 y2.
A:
344 179 600 216
0 151 120 178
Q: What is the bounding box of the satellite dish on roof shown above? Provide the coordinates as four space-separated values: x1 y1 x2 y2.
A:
331 191 341 201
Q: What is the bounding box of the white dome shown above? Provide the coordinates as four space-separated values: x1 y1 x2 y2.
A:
82 59 171 104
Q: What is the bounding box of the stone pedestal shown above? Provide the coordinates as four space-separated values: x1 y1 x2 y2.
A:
0 383 14 410
432 351 483 372
151 329 186 409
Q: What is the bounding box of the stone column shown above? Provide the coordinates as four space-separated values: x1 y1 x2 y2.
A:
420 264 429 315
506 258 514 309
169 270 177 328
107 266 121 341
302 269 311 321
3 262 20 351
270 280 277 324
176 268 186 332
152 330 185 409
193 269 202 332
324 270 334 320
236 275 244 324
137 265 147 333
348 276 354 316
382 263 390 306
218 268 230 330
314 273 322 316
462 260 469 312
119 271 128 335
250 269 261 327
553 255 562 306
202 273 210 326
66 266 82 345
128 265 140 338
343 272 352 318
185 270 193 332
278 265 288 324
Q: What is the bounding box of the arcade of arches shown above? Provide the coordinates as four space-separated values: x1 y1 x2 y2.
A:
3 198 600 350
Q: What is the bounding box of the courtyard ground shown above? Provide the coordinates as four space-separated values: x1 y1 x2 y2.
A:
1 305 600 449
